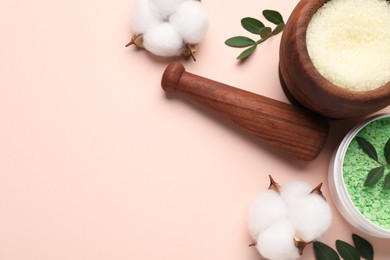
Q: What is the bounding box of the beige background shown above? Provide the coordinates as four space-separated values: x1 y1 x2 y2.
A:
0 0 389 259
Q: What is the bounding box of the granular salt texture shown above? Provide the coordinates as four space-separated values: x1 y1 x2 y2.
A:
306 0 390 91
343 117 390 230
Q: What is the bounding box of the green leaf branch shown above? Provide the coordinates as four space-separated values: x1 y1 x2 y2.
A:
313 234 374 260
356 136 390 190
225 9 285 60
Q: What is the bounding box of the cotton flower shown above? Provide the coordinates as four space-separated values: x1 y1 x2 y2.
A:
149 0 190 20
169 1 209 44
127 0 209 60
257 220 300 260
280 180 313 205
248 176 332 260
248 190 288 241
143 22 184 57
288 193 332 242
131 0 162 34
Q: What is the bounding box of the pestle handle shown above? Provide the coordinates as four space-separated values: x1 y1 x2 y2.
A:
161 62 329 161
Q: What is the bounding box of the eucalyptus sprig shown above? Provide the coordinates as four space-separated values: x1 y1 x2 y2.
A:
313 234 374 260
356 136 390 190
225 10 285 60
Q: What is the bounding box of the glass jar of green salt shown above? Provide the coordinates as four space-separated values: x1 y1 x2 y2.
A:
329 113 390 238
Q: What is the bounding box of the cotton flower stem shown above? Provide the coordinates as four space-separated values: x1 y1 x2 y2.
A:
310 183 326 200
294 237 312 255
125 34 143 47
185 43 197 61
268 175 280 192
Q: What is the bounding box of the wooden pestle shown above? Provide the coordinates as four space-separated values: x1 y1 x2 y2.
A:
161 62 329 161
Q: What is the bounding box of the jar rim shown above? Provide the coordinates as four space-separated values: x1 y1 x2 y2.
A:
329 113 390 238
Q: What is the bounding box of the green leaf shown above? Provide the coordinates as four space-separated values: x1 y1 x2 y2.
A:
336 240 360 260
225 9 285 60
384 173 390 189
262 9 284 25
241 17 265 35
236 44 257 59
352 234 374 260
313 241 340 260
259 27 272 39
384 138 390 164
356 136 378 162
225 36 256 47
364 166 384 187
272 23 285 35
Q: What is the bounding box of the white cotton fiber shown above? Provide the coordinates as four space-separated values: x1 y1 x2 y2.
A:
143 22 184 56
248 190 288 240
249 178 333 258
131 0 162 34
280 180 313 206
149 0 191 20
130 0 209 58
288 194 332 242
169 1 209 44
257 220 300 260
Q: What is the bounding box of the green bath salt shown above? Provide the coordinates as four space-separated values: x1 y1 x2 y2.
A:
343 117 390 230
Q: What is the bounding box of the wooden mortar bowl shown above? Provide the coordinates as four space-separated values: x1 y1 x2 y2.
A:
279 0 390 119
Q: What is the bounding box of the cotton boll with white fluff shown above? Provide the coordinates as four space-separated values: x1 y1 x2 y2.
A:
143 22 184 57
149 0 191 20
248 176 333 259
280 180 313 206
131 0 162 34
288 193 332 242
169 1 209 44
248 189 288 240
256 220 300 260
128 0 209 59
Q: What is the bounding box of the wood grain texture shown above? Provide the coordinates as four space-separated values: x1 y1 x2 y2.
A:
161 62 329 161
279 0 390 119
